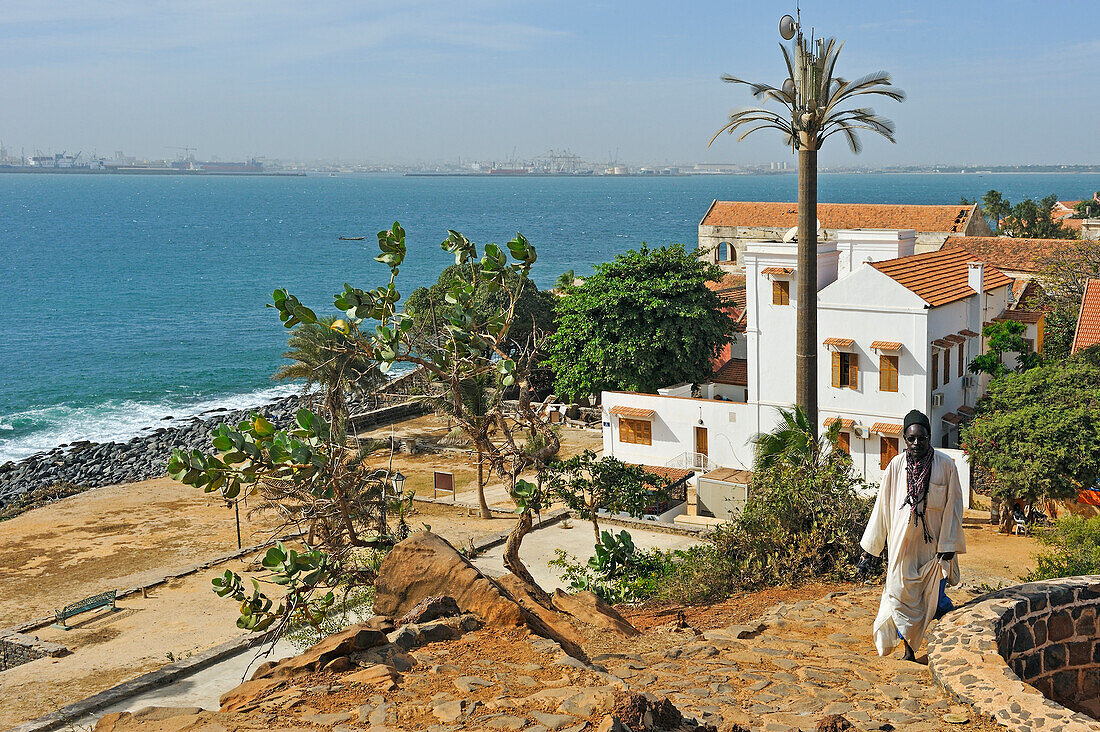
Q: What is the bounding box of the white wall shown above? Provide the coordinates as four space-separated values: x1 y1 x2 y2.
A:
836 229 916 278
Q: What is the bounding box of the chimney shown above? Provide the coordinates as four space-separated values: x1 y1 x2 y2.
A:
968 262 984 294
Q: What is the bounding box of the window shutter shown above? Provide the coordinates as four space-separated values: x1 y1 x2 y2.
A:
959 344 965 377
944 347 951 384
932 350 939 389
837 431 850 454
832 351 841 388
848 352 859 390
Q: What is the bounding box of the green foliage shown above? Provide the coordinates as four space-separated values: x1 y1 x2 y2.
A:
963 353 1100 504
547 243 733 398
405 263 555 357
284 583 377 651
660 413 873 602
968 320 1042 378
549 529 682 604
1041 307 1079 362
542 450 666 536
753 406 843 473
1024 516 1100 581
982 191 1078 239
1072 196 1100 219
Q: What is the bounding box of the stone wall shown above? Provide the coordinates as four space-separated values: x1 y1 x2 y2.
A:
928 575 1100 730
0 632 68 671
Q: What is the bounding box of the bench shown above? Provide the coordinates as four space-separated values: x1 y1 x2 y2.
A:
53 590 118 629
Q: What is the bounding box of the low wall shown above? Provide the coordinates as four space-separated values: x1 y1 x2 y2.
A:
928 575 1100 730
348 399 428 430
0 632 68 671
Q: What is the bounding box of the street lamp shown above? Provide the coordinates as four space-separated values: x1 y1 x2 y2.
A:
710 9 904 434
392 470 406 498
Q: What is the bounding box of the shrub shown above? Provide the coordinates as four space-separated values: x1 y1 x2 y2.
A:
1023 515 1100 581
660 452 874 602
549 529 684 604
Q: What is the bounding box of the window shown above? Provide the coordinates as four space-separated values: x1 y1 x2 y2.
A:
880 436 899 469
618 418 651 445
943 347 951 385
718 242 735 263
831 351 859 389
931 349 939 389
836 431 851 455
879 355 899 392
772 280 790 306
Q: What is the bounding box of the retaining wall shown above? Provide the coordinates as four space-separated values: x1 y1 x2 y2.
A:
928 575 1100 730
0 632 68 671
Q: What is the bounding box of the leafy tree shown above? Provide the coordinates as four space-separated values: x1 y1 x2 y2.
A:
555 269 576 292
542 450 669 539
1024 515 1100 581
273 315 384 428
753 405 844 473
959 196 976 206
1034 237 1100 359
1072 194 1100 219
981 189 1011 233
1000 194 1077 239
547 244 733 398
428 373 498 518
968 320 1042 378
549 529 679 604
962 351 1100 527
170 223 562 631
405 263 555 358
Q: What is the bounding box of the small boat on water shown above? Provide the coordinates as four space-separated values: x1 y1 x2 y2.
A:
339 236 365 241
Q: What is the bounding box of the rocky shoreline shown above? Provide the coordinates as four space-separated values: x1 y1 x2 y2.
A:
0 393 349 511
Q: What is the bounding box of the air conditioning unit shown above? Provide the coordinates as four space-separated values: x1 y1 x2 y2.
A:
961 375 975 389
853 425 870 439
931 392 944 407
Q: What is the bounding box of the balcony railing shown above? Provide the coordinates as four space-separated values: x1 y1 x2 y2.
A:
666 452 717 472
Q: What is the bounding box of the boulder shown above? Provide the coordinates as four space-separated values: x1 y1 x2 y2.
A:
817 715 854 732
247 622 387 682
219 677 288 713
552 589 640 636
373 532 525 627
398 594 460 626
497 574 588 662
345 662 401 691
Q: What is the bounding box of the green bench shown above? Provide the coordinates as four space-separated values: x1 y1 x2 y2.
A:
53 590 118 629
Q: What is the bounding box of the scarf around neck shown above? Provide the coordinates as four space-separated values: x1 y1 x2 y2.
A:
903 448 935 543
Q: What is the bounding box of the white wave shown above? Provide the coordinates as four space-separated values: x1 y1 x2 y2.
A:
0 384 303 464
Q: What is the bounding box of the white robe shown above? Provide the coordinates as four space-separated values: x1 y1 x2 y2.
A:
860 449 966 656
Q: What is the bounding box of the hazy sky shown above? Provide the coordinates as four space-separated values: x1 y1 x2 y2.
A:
2 1 1098 166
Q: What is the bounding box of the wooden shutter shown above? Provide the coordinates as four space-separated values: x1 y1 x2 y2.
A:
959 344 965 377
837 431 850 454
772 280 789 306
879 355 898 392
880 436 898 469
620 418 651 446
638 420 651 445
831 351 842 388
944 347 951 384
619 418 633 443
932 350 939 389
848 353 859 390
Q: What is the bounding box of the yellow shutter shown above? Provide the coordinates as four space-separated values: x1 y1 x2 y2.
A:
831 351 841 388
848 353 859 390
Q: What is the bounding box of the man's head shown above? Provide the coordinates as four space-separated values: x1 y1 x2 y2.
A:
903 409 932 459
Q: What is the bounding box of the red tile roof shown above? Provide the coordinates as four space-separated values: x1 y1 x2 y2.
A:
705 273 746 292
712 358 748 386
761 266 794 276
870 248 1013 308
628 465 695 484
824 417 855 429
993 309 1044 325
959 329 981 338
1072 279 1100 354
823 337 855 348
701 201 977 233
942 236 1079 274
609 406 656 419
870 340 903 351
941 412 964 425
872 422 903 436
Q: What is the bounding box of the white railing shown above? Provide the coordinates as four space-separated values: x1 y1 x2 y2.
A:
666 452 717 472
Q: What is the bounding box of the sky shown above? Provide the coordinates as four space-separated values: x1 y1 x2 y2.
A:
1 1 1098 167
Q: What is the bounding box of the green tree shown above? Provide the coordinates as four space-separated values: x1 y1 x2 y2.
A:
968 320 1042 378
170 223 562 631
709 23 904 432
962 350 1100 524
753 405 844 473
542 450 668 539
1072 195 1100 219
429 373 498 519
1034 237 1100 359
547 243 733 398
1000 194 1077 239
273 315 384 428
981 189 1011 233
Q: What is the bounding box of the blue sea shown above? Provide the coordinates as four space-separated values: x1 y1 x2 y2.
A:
3 171 1100 463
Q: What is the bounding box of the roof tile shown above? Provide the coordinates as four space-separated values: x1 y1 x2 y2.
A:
870 340 903 351
942 236 1079 273
870 247 1013 307
702 201 977 233
823 337 855 348
609 406 656 419
1072 279 1100 353
872 422 903 436
712 358 748 386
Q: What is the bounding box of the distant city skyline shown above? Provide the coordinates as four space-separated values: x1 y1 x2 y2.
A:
2 1 1098 167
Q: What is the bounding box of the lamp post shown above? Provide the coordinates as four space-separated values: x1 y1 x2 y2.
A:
382 471 406 538
710 10 904 435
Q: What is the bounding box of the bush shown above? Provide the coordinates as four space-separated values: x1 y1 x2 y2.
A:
1024 515 1100 581
549 529 684 604
659 452 874 602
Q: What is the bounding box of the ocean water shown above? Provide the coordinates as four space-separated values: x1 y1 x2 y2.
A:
4 171 1100 463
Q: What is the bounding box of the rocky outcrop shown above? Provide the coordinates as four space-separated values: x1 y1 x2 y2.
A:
374 532 527 626
397 594 460 626
552 588 641 637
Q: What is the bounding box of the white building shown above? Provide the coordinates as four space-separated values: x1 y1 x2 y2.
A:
603 230 1011 524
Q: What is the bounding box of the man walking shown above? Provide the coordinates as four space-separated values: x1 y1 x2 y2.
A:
860 409 966 661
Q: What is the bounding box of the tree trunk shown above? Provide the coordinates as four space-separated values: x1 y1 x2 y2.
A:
589 497 600 540
797 146 819 435
476 447 491 519
999 501 1013 534
503 509 550 605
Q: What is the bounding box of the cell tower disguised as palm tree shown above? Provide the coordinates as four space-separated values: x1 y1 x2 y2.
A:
710 11 904 433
